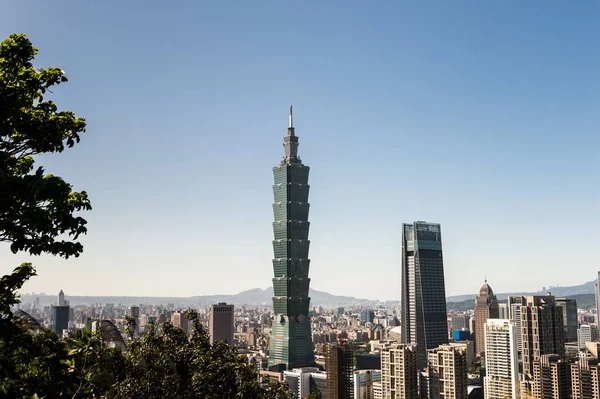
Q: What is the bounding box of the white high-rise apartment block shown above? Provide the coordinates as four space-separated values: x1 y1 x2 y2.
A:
373 381 383 399
484 319 520 399
577 323 600 349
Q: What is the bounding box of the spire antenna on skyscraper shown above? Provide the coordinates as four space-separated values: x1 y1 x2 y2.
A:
282 105 299 162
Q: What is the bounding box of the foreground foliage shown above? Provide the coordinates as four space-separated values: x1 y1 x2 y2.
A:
2 312 292 398
0 32 90 335
0 30 87 397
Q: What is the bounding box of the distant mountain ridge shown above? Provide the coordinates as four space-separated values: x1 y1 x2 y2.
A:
447 280 596 302
21 280 596 308
448 293 596 312
20 287 373 308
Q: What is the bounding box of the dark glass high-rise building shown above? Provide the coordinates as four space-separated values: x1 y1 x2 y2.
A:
51 305 69 335
269 106 314 370
521 295 565 377
556 297 578 343
360 310 375 324
400 221 448 368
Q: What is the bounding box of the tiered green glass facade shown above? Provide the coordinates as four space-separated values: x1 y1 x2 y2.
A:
268 119 314 370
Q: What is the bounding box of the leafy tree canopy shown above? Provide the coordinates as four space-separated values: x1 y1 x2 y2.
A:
0 33 90 324
0 32 90 258
2 310 293 398
0 31 92 396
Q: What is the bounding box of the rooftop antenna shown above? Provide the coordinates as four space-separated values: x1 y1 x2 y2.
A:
289 104 293 128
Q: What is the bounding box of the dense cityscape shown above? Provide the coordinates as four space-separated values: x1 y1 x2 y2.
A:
2 2 599 398
12 108 600 399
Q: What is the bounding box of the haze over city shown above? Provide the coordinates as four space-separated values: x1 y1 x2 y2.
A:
1 1 598 300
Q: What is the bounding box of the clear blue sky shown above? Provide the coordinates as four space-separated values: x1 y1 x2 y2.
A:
2 1 599 300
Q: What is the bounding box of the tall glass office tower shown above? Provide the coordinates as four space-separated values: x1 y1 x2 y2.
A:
400 221 448 368
268 106 314 370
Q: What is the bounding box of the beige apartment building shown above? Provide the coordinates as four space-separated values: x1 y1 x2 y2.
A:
424 345 468 399
380 344 419 399
571 355 600 399
532 354 570 399
518 353 600 399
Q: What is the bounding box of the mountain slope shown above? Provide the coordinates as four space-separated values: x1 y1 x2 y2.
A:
447 280 596 302
448 293 596 312
20 280 597 308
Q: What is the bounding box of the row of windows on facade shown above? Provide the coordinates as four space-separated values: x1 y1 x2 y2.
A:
273 182 308 186
274 201 309 206
212 307 233 312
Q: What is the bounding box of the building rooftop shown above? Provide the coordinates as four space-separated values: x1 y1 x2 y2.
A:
478 280 494 297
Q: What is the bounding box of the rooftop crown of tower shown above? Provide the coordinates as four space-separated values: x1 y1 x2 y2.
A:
282 105 300 164
479 280 495 297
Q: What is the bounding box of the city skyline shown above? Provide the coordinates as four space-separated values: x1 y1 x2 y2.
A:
4 3 600 398
1 2 599 300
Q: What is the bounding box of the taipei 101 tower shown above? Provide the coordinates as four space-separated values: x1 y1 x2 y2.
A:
268 106 315 370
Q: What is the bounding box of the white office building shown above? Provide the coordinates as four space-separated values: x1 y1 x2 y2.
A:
578 323 600 349
283 367 322 399
484 319 520 399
